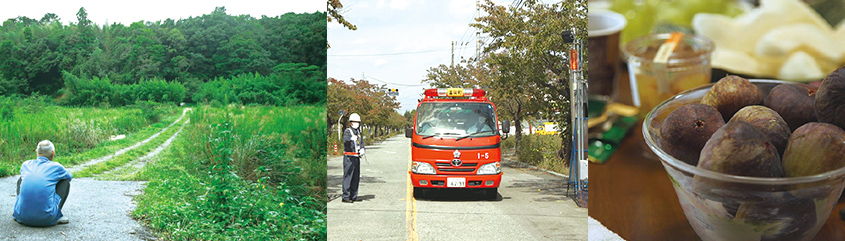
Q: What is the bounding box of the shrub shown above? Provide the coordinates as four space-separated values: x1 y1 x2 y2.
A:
59 71 186 107
0 96 14 120
135 79 186 104
135 101 166 123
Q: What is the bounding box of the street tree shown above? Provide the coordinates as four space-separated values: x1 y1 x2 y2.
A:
473 0 587 164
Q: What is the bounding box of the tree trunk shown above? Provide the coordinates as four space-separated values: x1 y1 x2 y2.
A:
513 103 524 152
559 135 571 167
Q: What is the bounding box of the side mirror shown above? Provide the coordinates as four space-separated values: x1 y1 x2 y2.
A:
501 120 510 140
405 127 413 138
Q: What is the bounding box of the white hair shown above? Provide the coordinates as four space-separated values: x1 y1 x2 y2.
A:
36 140 55 157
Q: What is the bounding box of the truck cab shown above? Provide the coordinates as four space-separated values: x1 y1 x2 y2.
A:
406 88 509 200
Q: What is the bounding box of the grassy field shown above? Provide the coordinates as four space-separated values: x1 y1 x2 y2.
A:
133 105 327 240
1 97 327 239
0 96 177 177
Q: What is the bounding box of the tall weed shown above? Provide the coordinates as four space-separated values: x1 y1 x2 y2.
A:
134 105 327 240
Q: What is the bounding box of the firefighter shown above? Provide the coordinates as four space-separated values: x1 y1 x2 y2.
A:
341 113 365 203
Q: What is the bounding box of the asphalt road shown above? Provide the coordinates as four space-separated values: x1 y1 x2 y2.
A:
327 135 587 240
0 177 153 240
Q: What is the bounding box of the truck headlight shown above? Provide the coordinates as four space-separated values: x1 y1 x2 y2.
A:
477 162 501 175
412 162 436 174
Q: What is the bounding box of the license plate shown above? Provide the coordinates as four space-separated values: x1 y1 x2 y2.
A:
447 177 466 187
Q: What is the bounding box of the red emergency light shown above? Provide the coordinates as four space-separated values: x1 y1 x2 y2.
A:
423 88 486 98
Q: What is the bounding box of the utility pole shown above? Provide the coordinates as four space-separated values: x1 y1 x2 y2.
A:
562 30 587 194
476 0 481 61
451 41 455 66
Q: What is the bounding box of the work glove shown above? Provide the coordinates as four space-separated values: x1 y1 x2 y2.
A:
358 147 365 156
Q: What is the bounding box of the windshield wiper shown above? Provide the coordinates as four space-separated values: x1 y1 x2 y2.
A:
422 134 439 139
456 130 492 141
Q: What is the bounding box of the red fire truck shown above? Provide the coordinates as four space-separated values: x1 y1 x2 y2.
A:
405 88 510 200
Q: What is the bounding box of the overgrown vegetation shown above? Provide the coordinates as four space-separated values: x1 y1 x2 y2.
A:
133 105 326 240
193 64 325 106
60 63 325 108
515 134 567 174
60 71 186 107
0 96 175 176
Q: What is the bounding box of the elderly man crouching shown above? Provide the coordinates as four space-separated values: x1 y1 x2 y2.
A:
13 140 72 226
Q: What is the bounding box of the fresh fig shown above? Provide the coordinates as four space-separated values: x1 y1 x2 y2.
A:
815 67 845 130
765 84 817 131
698 121 782 178
659 103 725 165
734 195 816 241
781 122 845 177
729 105 791 156
701 75 764 120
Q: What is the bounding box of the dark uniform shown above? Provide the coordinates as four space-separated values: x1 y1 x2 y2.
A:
342 127 364 201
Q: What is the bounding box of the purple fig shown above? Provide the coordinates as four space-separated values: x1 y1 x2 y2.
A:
815 67 845 130
659 103 725 165
730 105 791 156
698 121 782 178
782 122 845 177
702 75 764 120
765 84 817 131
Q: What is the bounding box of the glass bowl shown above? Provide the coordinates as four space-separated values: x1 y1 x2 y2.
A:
642 79 845 241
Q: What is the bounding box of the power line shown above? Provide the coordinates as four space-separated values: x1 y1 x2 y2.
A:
329 45 473 57
363 74 427 87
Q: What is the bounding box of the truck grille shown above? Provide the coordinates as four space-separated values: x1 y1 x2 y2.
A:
435 163 478 167
438 168 475 172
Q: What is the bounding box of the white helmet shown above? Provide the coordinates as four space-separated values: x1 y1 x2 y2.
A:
349 113 361 122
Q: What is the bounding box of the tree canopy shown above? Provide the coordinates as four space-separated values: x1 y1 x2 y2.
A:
425 0 587 163
0 7 327 104
327 77 407 139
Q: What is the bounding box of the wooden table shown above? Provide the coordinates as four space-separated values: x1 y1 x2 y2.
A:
587 69 845 240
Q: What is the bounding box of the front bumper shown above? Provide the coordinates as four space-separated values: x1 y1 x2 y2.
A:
409 172 502 188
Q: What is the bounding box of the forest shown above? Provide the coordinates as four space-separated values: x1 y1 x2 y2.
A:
0 6 326 106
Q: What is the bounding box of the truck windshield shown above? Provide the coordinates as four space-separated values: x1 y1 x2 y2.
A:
415 102 497 138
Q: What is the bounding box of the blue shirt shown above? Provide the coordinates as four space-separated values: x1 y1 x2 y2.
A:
13 156 72 227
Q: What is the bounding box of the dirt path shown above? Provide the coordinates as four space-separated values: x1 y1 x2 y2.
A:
99 118 189 180
66 108 191 173
0 108 192 240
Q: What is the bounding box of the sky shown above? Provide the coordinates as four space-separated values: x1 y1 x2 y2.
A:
329 0 561 113
0 0 324 26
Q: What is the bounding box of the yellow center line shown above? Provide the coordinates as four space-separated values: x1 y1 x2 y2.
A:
406 143 419 241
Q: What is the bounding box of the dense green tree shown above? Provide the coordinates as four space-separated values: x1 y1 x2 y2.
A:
471 0 585 163
0 7 327 107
